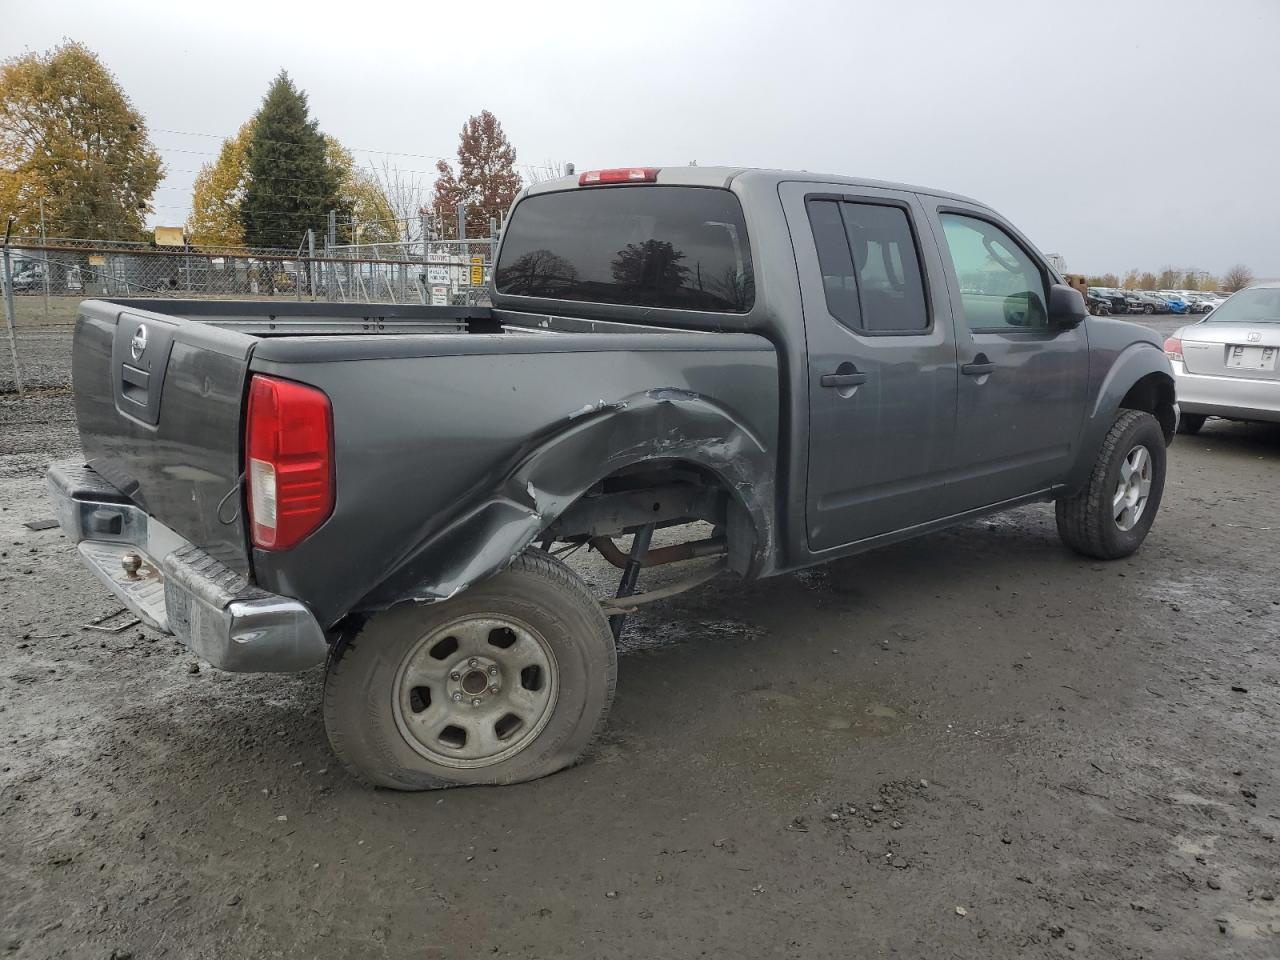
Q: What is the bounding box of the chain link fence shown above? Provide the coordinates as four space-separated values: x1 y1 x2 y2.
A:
1 236 497 394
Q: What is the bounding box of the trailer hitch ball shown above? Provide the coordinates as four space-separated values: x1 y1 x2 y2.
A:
121 552 143 580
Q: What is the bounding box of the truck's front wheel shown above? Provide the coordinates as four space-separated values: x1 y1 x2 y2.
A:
323 551 616 789
1055 409 1167 560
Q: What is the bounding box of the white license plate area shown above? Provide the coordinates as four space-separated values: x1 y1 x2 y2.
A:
1226 345 1277 371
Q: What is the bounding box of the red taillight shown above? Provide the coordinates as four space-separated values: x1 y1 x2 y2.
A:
1164 336 1183 363
578 167 660 186
245 374 334 551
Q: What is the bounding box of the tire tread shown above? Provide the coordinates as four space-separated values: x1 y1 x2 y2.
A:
1056 408 1161 560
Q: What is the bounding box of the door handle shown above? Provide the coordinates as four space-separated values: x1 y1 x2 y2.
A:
961 358 995 377
821 372 869 388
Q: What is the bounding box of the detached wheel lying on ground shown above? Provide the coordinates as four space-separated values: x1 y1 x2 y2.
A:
1056 409 1167 560
324 551 616 790
1178 413 1207 435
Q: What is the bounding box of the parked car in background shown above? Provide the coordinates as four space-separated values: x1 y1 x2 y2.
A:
1086 291 1111 315
1122 292 1146 314
1129 291 1168 315
9 262 47 293
1186 293 1222 313
1089 287 1129 314
1156 292 1191 314
1166 283 1280 433
1171 291 1204 313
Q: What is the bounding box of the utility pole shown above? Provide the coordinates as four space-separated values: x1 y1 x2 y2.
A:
39 198 50 318
2 216 24 395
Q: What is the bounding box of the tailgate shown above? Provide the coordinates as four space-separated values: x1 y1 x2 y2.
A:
72 301 258 575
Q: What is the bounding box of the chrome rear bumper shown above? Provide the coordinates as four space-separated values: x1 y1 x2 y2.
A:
47 461 328 672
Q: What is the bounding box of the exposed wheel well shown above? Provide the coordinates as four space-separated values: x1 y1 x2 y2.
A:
1119 372 1177 443
543 460 757 575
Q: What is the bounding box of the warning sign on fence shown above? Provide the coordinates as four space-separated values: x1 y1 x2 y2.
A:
470 256 484 286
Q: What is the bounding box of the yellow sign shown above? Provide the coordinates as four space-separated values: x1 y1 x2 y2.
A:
153 225 185 247
470 256 485 286
88 254 106 266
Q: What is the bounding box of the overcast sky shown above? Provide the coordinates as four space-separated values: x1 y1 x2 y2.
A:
5 0 1278 276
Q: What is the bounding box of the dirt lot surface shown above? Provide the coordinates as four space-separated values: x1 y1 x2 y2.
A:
3 368 1279 958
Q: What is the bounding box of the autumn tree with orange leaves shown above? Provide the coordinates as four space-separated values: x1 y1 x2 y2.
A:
432 111 523 239
0 42 162 240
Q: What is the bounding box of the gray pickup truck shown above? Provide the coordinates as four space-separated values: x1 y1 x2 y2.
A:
49 166 1177 790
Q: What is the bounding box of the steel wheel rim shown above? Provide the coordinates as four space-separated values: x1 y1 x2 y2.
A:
392 614 559 769
1113 444 1153 532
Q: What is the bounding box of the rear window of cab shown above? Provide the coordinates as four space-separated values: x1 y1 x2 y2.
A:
495 185 754 313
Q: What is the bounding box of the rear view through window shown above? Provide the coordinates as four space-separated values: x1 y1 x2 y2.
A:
495 186 754 312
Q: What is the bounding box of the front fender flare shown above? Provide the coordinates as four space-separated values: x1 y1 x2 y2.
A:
357 388 776 611
1066 342 1174 493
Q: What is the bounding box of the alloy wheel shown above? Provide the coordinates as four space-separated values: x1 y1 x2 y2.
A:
1113 444 1153 531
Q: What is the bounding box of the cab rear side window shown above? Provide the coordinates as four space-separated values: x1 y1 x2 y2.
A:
806 199 930 334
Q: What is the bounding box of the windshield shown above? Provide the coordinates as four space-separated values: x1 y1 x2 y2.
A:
495 185 754 312
1205 287 1280 323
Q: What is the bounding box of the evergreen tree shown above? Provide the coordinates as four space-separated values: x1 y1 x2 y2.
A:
240 72 339 248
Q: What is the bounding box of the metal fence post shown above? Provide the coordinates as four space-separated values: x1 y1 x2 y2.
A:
327 210 337 300
307 228 317 300
39 198 50 319
489 215 498 276
2 217 24 395
294 231 306 302
427 212 437 305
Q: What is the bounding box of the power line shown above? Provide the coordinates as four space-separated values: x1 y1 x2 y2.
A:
24 153 450 183
152 126 455 163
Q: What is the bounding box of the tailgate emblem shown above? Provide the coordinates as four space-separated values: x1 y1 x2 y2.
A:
130 324 148 361
1248 331 1262 342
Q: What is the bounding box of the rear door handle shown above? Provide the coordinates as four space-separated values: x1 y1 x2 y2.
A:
961 360 995 377
820 372 869 388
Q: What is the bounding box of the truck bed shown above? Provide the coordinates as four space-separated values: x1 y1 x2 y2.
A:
70 298 779 625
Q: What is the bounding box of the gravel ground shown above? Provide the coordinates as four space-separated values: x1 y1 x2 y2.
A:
3 341 1279 958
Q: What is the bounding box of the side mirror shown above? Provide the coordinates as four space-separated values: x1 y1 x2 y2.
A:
1048 283 1088 328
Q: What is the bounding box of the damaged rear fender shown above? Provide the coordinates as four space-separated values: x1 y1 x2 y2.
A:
357 388 777 611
